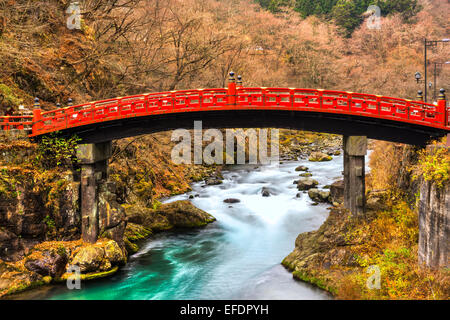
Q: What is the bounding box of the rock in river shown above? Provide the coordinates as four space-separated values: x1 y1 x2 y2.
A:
308 152 332 162
299 172 312 177
155 200 216 228
329 180 344 204
205 177 223 185
297 178 319 191
223 198 240 204
308 188 330 203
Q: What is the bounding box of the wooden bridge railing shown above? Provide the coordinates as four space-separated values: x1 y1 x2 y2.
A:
1 73 448 137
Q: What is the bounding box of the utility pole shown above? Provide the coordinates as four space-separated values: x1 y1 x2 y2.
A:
423 38 449 102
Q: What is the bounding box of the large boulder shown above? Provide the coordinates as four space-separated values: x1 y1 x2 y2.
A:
330 180 344 204
103 240 126 265
297 178 319 191
24 250 68 278
71 245 105 273
70 240 126 273
155 200 216 228
308 188 330 203
308 152 332 162
123 205 171 231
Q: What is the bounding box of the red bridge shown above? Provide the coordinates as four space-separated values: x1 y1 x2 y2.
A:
1 73 449 146
2 73 447 251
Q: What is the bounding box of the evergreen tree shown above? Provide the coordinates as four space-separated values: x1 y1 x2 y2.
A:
331 0 362 37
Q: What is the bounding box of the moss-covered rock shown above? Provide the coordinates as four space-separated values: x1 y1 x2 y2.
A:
308 152 332 162
124 223 152 242
155 200 216 228
71 245 105 273
122 201 216 254
307 188 330 203
296 178 319 191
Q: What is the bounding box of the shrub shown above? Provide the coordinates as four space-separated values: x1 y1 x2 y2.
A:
413 146 449 189
34 133 81 170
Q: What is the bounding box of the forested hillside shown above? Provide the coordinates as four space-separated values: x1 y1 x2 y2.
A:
0 0 448 113
256 0 422 35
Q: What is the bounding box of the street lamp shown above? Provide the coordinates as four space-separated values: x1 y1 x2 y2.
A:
423 38 450 102
415 71 424 83
432 61 450 101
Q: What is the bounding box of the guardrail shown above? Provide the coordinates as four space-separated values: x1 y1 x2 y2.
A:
0 115 33 131
1 78 448 138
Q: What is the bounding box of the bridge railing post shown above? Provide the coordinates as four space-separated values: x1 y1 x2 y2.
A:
417 90 424 102
437 88 447 127
227 71 236 106
317 89 323 109
236 75 243 89
3 116 9 131
32 97 42 134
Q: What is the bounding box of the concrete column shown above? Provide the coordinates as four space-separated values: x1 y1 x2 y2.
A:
80 164 98 243
343 136 367 216
77 141 112 243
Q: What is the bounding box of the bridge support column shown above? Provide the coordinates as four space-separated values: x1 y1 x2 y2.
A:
77 141 112 243
343 136 367 216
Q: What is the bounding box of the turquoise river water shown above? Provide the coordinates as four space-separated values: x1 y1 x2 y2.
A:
15 156 351 300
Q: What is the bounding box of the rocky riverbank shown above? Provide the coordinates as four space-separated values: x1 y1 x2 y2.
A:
0 132 219 298
0 200 215 298
282 140 450 300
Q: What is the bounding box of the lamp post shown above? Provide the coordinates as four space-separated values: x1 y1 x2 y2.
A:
432 61 450 101
423 38 450 102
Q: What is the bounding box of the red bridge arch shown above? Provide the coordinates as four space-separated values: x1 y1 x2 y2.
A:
1 77 448 146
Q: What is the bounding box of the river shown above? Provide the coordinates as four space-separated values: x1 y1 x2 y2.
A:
18 156 348 300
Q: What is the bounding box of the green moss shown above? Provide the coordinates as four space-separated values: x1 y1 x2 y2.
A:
6 279 46 295
281 258 295 271
125 223 152 242
152 200 162 210
124 237 139 254
0 83 23 106
309 156 332 162
58 266 119 282
293 270 337 295
81 266 119 280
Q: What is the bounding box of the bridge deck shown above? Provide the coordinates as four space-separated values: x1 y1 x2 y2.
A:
0 87 448 145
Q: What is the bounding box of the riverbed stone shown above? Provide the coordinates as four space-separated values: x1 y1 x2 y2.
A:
155 200 216 227
299 172 312 177
297 178 319 191
205 177 222 185
261 187 271 197
71 245 105 273
309 152 332 162
308 189 330 203
224 198 240 203
330 180 344 204
24 250 68 278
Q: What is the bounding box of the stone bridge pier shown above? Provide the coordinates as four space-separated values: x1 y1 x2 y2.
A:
343 135 367 216
77 141 112 243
